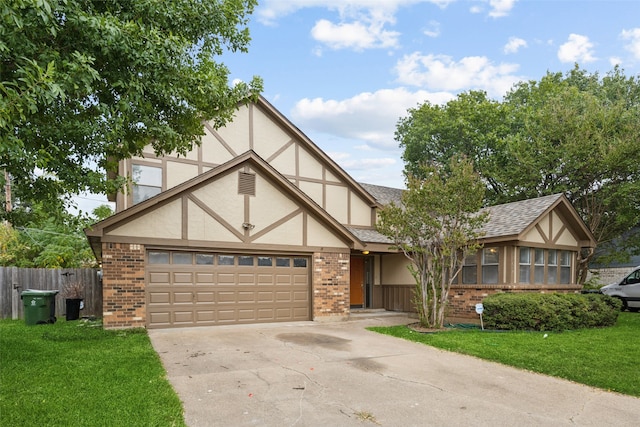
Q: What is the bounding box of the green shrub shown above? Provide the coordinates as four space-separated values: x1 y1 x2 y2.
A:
482 293 621 331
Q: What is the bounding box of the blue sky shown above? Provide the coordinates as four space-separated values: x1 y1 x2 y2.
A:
76 0 640 213
222 0 640 190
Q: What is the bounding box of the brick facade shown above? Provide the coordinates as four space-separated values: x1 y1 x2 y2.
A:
312 252 350 320
384 283 582 321
101 243 146 329
447 284 582 320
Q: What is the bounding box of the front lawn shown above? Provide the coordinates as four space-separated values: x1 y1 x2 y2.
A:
0 319 185 426
369 312 640 397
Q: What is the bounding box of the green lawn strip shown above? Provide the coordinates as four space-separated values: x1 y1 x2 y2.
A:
368 312 639 397
0 319 186 427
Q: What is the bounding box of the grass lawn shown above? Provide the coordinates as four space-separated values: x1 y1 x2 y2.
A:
369 312 640 397
0 319 185 427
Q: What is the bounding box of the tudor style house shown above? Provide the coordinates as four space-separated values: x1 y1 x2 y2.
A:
85 96 596 329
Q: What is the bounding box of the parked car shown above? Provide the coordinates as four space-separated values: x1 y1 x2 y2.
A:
600 266 640 312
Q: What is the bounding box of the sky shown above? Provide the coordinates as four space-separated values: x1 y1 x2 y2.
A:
75 0 640 213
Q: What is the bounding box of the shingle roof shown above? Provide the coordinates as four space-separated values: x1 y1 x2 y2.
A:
353 183 568 244
358 182 404 206
345 226 394 245
480 193 564 239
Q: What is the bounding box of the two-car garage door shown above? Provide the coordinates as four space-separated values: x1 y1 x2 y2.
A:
146 250 310 328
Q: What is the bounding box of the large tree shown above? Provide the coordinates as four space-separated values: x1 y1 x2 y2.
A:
1 0 262 222
396 66 640 281
377 156 487 328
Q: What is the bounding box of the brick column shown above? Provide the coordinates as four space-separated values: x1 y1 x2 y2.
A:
101 243 146 329
312 252 350 321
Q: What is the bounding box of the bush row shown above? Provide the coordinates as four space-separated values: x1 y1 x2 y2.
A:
482 292 621 331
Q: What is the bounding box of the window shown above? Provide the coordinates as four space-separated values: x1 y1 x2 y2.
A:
132 164 162 204
482 247 499 284
547 250 558 284
462 252 478 284
258 256 273 267
238 255 254 266
560 251 571 284
218 255 234 266
519 247 531 284
196 254 214 265
534 248 545 284
293 258 307 268
172 252 192 264
148 251 169 264
276 257 290 267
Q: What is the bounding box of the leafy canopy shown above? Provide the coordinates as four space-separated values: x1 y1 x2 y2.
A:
0 204 112 268
1 0 262 221
377 156 488 328
396 65 640 272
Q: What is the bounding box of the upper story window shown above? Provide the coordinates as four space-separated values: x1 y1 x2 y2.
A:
132 164 162 204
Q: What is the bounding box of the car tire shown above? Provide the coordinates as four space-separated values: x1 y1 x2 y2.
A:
629 306 639 313
616 297 628 311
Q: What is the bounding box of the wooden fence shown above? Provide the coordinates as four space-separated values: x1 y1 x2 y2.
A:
0 267 102 320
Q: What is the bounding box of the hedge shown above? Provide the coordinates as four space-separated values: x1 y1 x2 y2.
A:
482 293 621 331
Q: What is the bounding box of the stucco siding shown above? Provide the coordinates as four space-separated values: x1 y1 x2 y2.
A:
306 217 348 248
381 253 414 285
107 199 182 239
215 106 250 154
349 191 372 227
167 162 199 189
325 184 348 224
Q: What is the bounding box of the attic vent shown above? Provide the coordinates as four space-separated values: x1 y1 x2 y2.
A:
238 172 256 196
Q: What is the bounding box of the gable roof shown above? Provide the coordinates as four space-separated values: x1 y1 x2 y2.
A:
481 193 595 246
86 150 365 259
255 96 378 207
355 185 595 248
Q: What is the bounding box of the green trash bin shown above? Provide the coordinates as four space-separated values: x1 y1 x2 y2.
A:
21 289 59 325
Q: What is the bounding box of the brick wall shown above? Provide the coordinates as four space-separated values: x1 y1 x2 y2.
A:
384 283 582 321
101 243 146 329
586 267 636 286
312 252 350 320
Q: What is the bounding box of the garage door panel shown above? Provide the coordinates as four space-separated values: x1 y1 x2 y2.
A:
258 291 274 302
173 292 193 304
218 273 235 283
195 292 215 303
196 311 215 322
146 252 310 328
149 272 170 283
173 311 194 323
293 291 308 302
218 291 237 303
173 272 193 283
148 291 171 304
196 273 214 283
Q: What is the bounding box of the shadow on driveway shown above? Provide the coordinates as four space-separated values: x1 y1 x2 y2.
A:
149 315 640 426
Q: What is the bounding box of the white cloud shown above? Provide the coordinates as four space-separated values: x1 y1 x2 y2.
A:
423 20 441 38
311 17 400 51
291 87 454 149
557 34 596 63
488 0 517 18
609 56 622 67
340 157 397 170
394 52 522 98
256 0 454 24
621 28 640 60
468 0 517 17
504 37 527 54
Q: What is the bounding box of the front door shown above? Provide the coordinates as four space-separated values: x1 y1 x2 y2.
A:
350 257 364 307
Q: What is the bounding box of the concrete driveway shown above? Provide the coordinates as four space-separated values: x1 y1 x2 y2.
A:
149 314 640 426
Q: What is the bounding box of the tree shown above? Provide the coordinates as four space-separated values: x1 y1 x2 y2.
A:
396 65 640 282
1 0 262 222
0 204 112 267
377 156 488 328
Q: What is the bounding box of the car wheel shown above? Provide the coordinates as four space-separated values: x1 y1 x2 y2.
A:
617 297 628 311
629 306 639 313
